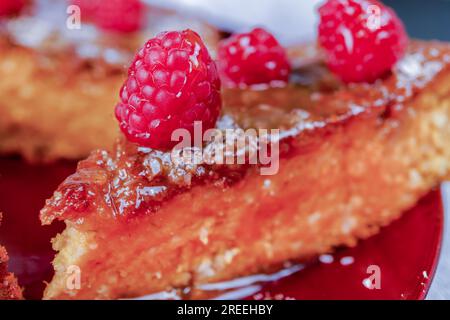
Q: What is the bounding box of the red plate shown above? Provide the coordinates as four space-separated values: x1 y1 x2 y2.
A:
0 157 444 300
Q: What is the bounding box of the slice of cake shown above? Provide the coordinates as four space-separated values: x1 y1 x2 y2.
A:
40 42 450 304
40 1 450 299
0 0 219 161
0 213 23 300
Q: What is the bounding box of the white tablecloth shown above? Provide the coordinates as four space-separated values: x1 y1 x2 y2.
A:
145 0 321 45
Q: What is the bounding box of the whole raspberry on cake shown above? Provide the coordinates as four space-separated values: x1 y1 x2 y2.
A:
218 28 291 87
115 29 222 150
318 0 408 83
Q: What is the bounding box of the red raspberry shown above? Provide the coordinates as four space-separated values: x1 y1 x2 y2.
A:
218 28 291 87
95 0 144 33
0 0 25 16
318 0 408 83
70 0 100 20
72 0 143 33
115 29 222 150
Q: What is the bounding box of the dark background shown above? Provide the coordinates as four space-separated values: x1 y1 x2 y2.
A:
384 0 450 40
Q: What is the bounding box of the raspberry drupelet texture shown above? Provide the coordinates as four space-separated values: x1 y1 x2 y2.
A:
318 0 408 83
115 29 222 150
71 0 143 33
0 0 25 16
218 28 291 87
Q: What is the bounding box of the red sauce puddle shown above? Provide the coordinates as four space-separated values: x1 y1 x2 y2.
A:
0 157 75 299
0 156 443 300
251 187 443 300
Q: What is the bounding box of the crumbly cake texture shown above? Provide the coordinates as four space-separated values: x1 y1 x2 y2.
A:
0 4 220 162
0 213 23 300
40 41 450 299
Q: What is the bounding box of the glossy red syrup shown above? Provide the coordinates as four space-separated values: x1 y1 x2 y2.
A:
0 157 443 300
252 188 443 300
0 157 75 299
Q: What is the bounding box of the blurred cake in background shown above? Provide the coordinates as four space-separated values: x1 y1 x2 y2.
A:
0 0 219 161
